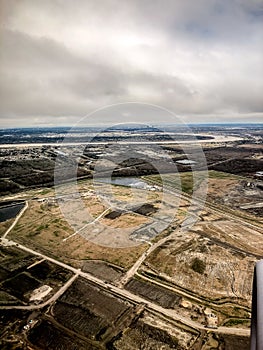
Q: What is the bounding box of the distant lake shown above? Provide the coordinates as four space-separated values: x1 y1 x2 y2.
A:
95 177 148 188
0 201 25 222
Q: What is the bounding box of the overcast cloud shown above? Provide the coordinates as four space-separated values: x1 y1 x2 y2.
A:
0 0 263 126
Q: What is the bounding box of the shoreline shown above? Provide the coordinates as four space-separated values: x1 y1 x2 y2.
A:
0 135 243 148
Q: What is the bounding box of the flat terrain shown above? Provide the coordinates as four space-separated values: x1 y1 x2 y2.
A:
7 193 148 268
0 128 262 349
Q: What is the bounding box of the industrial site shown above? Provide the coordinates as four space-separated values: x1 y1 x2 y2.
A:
0 124 262 349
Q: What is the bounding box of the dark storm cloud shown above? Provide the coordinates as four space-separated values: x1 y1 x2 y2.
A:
0 0 262 126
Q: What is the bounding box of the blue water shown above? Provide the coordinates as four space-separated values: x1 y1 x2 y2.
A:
0 202 25 222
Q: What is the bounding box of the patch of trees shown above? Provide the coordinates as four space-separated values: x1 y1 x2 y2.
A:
191 258 206 274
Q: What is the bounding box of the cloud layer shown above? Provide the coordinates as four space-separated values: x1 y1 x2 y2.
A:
0 0 262 126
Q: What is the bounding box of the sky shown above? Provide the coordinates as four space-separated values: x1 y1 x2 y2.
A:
0 0 263 127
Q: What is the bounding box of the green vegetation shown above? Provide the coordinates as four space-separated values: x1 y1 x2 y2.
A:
144 171 220 195
145 173 194 194
40 188 52 195
179 174 193 194
28 223 50 237
191 258 206 274
208 170 242 180
145 170 245 196
224 318 250 327
38 224 49 231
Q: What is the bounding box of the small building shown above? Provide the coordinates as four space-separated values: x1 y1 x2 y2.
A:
204 308 218 329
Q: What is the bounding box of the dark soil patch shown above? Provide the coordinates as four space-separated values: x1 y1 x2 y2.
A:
29 261 73 283
2 272 40 300
209 158 263 176
0 309 30 334
125 278 181 308
28 320 96 350
53 301 108 338
113 319 179 349
105 210 123 219
60 277 130 321
219 333 250 350
82 261 123 282
132 203 157 216
0 267 10 282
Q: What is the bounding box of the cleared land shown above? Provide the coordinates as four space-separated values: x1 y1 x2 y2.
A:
0 245 73 306
1 166 262 349
7 194 148 269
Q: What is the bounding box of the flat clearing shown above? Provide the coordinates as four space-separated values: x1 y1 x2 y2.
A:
8 197 148 269
28 320 96 350
51 277 132 340
82 260 124 282
0 246 73 305
142 216 261 306
1 169 262 344
125 277 181 308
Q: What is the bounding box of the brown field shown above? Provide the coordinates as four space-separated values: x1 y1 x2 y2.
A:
8 198 148 269
207 177 239 198
81 260 124 282
195 220 263 256
114 319 180 350
143 224 259 306
113 311 198 350
0 218 14 236
102 212 148 228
